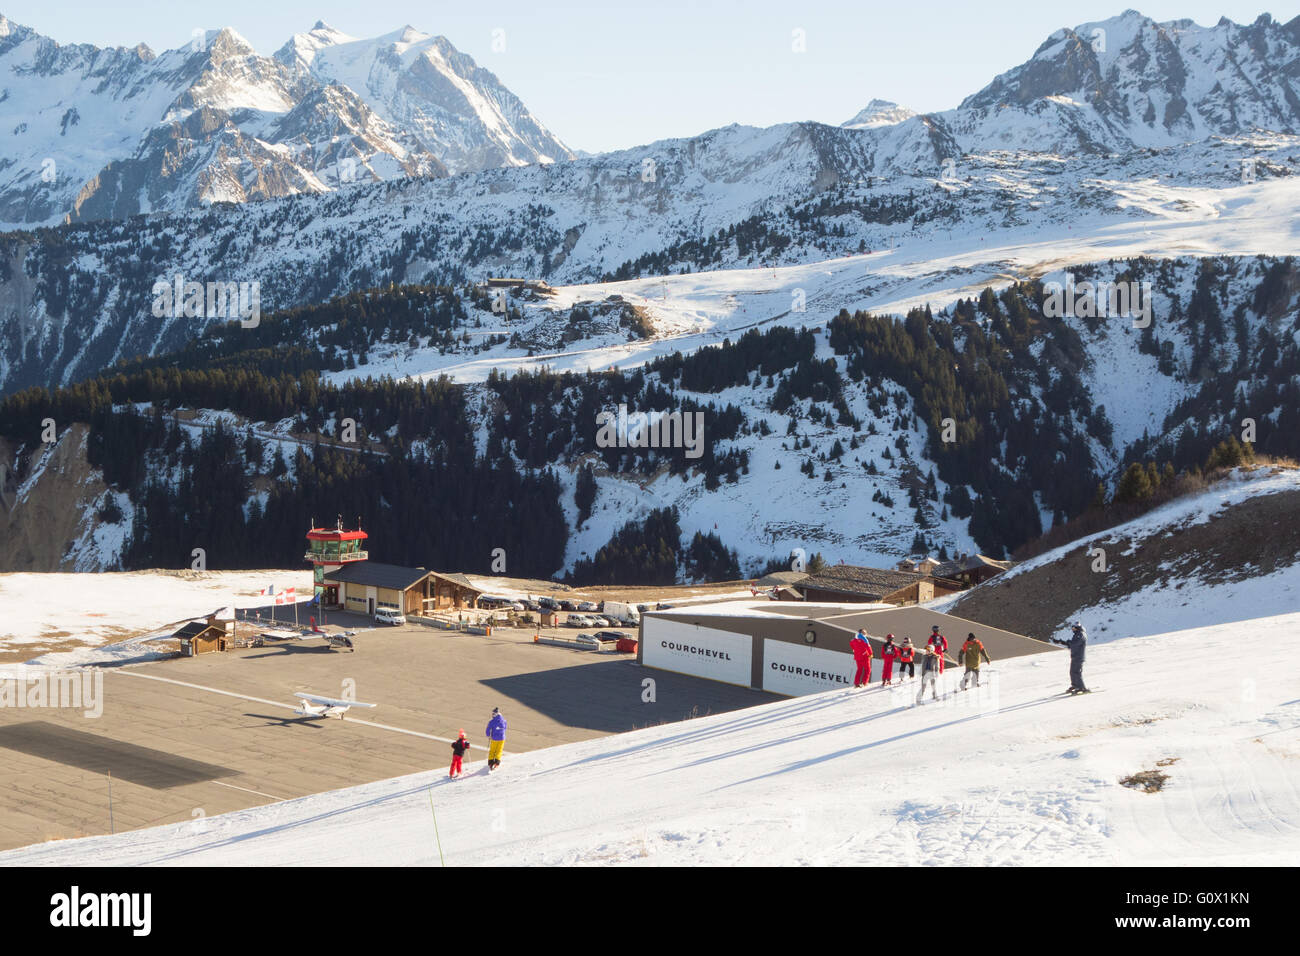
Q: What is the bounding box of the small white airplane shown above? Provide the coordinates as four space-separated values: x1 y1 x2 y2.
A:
293 692 377 719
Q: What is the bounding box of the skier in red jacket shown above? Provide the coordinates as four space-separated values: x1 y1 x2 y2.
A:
928 625 949 674
449 729 470 778
897 638 916 679
881 634 898 685
850 629 873 688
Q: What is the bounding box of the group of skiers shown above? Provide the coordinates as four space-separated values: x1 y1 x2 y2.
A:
850 624 994 703
447 706 509 778
850 620 1090 700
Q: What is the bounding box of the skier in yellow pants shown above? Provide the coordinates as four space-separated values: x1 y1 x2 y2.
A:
485 707 507 770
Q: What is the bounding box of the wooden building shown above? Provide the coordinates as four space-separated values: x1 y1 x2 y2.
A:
175 621 228 656
783 565 963 606
426 572 484 611
931 554 1013 587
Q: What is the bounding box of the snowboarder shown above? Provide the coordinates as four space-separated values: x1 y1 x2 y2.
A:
485 707 507 769
1052 622 1089 694
916 646 940 703
449 729 470 778
850 629 873 688
897 637 916 680
958 632 991 690
881 633 898 685
927 626 949 674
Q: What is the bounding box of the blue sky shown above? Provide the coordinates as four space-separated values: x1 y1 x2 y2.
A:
4 2 1289 152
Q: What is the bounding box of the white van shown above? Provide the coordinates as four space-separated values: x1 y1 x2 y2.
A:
374 607 406 626
600 601 641 626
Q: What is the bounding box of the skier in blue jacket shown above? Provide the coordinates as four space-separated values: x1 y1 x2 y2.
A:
485 707 507 769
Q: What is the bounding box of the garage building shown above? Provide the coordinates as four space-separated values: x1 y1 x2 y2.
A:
637 600 1058 696
323 563 438 616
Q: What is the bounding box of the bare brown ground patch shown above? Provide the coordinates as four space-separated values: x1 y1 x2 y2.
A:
950 476 1300 640
1120 768 1171 793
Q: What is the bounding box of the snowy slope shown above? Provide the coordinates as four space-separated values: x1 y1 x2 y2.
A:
943 465 1300 644
4 598 1296 865
0 569 312 662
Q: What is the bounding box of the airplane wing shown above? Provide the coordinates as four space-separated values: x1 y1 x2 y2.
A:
293 692 377 709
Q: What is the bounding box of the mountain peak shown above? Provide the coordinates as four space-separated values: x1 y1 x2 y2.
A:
842 99 916 130
396 24 428 45
194 26 256 60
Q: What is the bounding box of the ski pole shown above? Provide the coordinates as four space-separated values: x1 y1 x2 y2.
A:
429 789 445 867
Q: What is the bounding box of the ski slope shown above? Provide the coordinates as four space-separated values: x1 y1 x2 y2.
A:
6 598 1298 866
342 172 1300 388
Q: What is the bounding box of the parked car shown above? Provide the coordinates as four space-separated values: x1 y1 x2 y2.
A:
558 600 578 612
566 614 592 628
538 597 558 611
374 607 406 626
577 601 599 612
594 615 621 628
593 630 624 642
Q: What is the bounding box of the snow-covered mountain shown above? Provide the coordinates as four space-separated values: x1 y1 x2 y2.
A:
839 10 1300 159
6 10 1298 231
0 15 571 228
943 10 1300 154
0 116 1293 399
274 23 573 174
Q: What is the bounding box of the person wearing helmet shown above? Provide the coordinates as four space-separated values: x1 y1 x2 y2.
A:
881 633 899 685
897 637 916 680
928 625 949 674
449 729 470 778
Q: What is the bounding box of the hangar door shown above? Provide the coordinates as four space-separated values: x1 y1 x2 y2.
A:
641 617 753 686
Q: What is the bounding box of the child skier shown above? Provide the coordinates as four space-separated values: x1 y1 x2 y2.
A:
897 637 916 680
485 707 507 769
881 634 898 685
928 625 949 673
850 629 873 688
916 646 940 703
449 729 470 778
959 632 992 690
